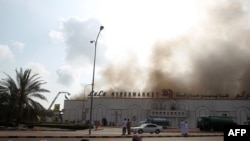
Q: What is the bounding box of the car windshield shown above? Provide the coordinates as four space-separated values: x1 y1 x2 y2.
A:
140 124 155 127
146 124 157 127
133 123 145 127
135 124 146 127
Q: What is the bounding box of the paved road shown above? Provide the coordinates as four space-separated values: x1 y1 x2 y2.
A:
1 137 223 141
0 127 223 140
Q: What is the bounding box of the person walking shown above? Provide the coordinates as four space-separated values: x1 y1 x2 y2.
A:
127 118 131 135
94 120 98 130
122 118 127 135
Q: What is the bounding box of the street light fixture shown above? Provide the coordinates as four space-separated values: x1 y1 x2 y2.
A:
89 25 104 135
81 83 92 121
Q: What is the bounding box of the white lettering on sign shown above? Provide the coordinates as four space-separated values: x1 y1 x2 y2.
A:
228 129 247 136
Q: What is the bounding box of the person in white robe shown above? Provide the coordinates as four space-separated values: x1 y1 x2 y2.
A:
180 120 185 136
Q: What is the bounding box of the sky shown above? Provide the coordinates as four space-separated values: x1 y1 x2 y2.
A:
1 0 250 110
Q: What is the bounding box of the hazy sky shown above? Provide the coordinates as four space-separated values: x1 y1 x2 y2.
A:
1 0 250 109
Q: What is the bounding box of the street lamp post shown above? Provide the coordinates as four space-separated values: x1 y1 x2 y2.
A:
89 25 104 135
82 84 92 121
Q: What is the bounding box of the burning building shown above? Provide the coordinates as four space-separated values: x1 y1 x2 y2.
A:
63 90 250 128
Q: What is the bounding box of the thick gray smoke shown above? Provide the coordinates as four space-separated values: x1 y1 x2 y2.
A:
98 0 250 96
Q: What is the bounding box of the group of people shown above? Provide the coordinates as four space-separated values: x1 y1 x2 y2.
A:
180 120 188 137
122 118 131 135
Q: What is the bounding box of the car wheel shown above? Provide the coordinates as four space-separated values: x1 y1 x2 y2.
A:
138 129 143 134
155 129 160 134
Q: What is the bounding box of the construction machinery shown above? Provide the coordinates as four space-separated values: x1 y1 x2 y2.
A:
48 91 70 110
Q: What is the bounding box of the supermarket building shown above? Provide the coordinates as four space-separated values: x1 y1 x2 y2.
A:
62 90 250 128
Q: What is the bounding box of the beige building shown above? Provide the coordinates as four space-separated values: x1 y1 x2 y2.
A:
63 91 250 128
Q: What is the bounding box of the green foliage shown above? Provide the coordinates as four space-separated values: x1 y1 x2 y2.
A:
34 123 89 130
0 68 50 126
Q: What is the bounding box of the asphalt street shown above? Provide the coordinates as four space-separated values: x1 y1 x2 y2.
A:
0 127 224 141
1 137 223 141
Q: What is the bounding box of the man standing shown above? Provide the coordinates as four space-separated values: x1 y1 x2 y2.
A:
127 118 131 135
184 121 189 137
122 118 127 135
180 120 185 136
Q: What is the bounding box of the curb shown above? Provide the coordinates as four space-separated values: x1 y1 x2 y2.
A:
0 134 223 138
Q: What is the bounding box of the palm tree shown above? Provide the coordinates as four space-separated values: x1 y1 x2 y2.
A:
0 85 13 125
0 68 50 126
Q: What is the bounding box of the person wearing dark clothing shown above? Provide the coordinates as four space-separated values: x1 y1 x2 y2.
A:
127 118 131 135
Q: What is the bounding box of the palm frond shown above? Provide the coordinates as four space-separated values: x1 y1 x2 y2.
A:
0 68 50 125
29 93 48 102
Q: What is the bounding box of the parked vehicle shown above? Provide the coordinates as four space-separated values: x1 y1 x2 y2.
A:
131 123 163 134
197 116 236 131
143 118 170 129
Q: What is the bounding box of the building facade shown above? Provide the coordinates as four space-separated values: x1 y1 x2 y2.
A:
62 91 250 128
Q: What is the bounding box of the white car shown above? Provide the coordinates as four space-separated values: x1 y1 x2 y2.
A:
131 123 163 134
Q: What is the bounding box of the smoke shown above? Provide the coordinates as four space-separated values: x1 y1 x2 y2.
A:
98 0 250 95
98 54 146 91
